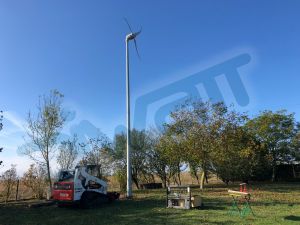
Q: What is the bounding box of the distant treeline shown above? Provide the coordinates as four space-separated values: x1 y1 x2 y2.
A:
107 100 300 190
1 91 300 200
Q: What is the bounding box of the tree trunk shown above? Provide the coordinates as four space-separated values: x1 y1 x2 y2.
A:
292 164 296 179
5 185 11 203
162 178 167 188
166 176 170 187
173 176 178 185
160 174 167 188
205 173 209 184
195 174 200 185
191 169 200 185
178 173 181 186
271 164 276 182
200 170 205 190
132 177 140 189
15 179 19 201
46 160 52 192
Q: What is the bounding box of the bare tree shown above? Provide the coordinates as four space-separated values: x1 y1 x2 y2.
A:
22 164 47 199
0 165 17 203
21 90 66 191
57 135 79 170
79 134 112 179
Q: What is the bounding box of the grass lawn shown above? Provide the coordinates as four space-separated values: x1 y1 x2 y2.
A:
0 182 300 225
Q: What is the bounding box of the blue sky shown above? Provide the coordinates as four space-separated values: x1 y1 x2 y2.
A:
1 0 300 173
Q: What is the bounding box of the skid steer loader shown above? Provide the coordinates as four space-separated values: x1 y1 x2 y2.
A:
52 165 119 208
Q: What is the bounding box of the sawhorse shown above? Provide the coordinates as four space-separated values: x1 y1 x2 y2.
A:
228 190 254 217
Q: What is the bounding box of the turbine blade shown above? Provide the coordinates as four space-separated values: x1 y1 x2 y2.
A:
138 26 142 34
134 39 141 59
134 27 141 59
134 27 142 37
124 18 133 33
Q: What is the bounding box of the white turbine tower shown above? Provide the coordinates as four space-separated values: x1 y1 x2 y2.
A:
124 18 141 198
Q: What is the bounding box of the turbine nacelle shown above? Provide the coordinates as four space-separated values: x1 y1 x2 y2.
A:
126 29 142 41
124 18 142 58
126 33 134 41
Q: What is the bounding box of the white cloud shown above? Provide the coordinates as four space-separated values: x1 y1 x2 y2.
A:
3 111 26 132
0 111 30 175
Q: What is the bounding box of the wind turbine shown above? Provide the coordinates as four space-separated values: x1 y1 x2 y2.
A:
124 18 142 198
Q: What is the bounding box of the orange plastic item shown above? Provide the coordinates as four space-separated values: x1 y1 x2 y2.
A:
239 183 247 193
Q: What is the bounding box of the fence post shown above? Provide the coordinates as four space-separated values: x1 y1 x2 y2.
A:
15 179 19 201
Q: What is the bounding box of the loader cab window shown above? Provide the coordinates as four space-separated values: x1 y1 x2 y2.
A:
58 170 75 182
88 180 102 189
86 165 102 178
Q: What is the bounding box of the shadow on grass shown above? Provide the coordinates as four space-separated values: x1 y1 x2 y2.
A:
201 205 226 210
284 215 300 221
253 182 300 193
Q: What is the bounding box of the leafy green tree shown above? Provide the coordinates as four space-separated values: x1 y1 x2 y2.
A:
291 123 300 161
246 110 296 181
211 122 268 184
163 100 274 186
131 129 153 187
112 132 127 167
21 90 66 191
165 101 228 189
289 124 300 178
115 168 127 193
112 129 151 189
147 130 169 187
156 129 185 186
112 133 127 190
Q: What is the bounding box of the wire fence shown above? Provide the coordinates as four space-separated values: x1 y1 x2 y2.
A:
0 179 41 203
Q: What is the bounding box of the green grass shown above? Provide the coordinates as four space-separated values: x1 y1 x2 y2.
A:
1 183 300 225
